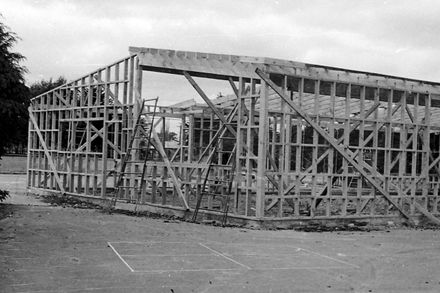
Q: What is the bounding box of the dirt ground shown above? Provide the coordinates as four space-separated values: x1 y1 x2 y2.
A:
1 174 440 292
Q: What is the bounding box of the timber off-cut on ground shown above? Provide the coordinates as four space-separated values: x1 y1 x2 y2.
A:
1 174 440 293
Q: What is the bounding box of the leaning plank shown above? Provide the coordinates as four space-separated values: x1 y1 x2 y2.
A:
183 72 238 136
149 126 190 210
28 109 66 194
256 68 414 222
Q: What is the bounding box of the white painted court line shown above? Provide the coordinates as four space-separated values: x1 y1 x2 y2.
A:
107 242 135 272
243 235 357 242
108 241 359 274
14 264 112 272
109 241 245 272
1 257 34 259
298 247 360 269
121 253 212 257
110 241 193 244
202 241 360 269
131 266 350 273
10 283 37 286
226 253 306 257
198 243 251 270
133 268 243 273
248 266 350 270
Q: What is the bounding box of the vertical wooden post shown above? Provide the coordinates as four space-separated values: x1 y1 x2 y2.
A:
100 68 109 197
357 86 366 214
422 94 431 201
186 114 194 203
311 80 320 216
327 82 336 216
234 77 244 214
26 106 33 189
294 78 304 216
283 81 292 216
256 70 269 218
384 89 393 193
371 87 380 216
411 94 419 203
398 92 407 194
129 57 143 200
278 76 287 217
114 64 120 193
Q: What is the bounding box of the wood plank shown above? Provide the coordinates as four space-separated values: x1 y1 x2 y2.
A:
256 72 269 218
28 109 66 194
150 126 189 209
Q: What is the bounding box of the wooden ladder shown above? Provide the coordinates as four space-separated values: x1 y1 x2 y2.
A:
191 139 237 224
109 98 159 209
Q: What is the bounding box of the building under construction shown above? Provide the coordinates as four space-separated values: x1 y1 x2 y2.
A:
27 47 440 227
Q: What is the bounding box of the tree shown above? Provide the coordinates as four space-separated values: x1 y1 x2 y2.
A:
29 76 66 97
0 19 29 201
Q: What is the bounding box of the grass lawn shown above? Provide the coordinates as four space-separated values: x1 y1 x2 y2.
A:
0 155 26 173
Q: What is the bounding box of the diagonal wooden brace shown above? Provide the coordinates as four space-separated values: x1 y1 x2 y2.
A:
90 124 122 156
149 123 190 210
280 101 381 198
256 68 414 222
28 109 66 194
183 71 289 203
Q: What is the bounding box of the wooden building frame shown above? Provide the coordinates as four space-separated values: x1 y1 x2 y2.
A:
27 47 440 226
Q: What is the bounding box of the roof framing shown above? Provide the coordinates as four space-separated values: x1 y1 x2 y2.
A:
131 46 440 95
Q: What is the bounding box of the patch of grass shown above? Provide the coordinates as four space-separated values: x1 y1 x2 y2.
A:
294 223 377 232
41 193 102 210
0 203 16 220
0 155 27 173
112 208 184 221
416 215 440 230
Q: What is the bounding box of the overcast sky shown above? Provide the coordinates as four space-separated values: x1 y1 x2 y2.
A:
3 0 440 104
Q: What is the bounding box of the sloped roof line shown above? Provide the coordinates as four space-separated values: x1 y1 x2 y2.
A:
131 46 440 89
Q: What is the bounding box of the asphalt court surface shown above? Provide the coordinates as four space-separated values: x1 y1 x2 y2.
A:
2 205 440 293
1 176 440 293
108 241 357 273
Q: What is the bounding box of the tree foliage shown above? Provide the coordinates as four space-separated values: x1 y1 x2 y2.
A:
0 18 29 200
0 19 29 158
30 76 66 98
0 189 9 202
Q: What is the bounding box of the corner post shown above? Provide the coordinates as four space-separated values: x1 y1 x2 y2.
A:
130 56 143 200
256 66 269 218
26 106 33 190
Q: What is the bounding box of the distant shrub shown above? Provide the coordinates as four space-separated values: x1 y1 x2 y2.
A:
0 189 9 202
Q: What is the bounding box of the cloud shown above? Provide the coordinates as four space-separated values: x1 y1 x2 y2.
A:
2 0 440 103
